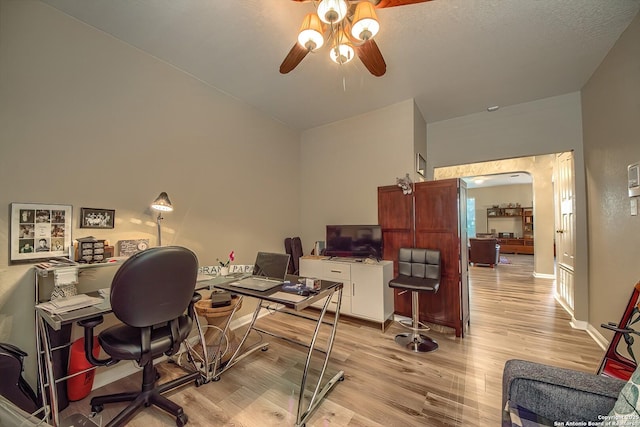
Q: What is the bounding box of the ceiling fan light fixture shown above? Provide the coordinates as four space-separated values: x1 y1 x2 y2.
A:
351 1 380 41
297 13 325 51
329 28 354 64
317 0 348 24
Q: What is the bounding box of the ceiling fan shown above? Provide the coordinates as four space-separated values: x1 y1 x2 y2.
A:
280 0 432 77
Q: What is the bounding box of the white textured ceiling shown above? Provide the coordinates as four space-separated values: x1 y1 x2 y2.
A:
40 0 640 131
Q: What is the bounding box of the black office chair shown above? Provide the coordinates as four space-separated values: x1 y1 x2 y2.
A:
389 248 441 353
284 236 303 274
79 246 201 427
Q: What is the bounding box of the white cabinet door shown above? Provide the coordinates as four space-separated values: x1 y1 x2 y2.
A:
350 263 384 321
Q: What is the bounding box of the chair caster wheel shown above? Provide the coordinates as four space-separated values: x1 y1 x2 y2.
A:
91 404 104 413
213 376 221 382
261 346 268 351
195 377 205 386
176 413 188 426
338 375 345 381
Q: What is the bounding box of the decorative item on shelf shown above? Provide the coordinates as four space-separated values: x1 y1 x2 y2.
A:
117 239 150 257
396 173 413 195
150 192 173 246
217 251 235 276
75 236 107 263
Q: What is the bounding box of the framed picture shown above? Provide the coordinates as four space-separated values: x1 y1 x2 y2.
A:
416 153 426 177
10 203 72 263
80 208 115 229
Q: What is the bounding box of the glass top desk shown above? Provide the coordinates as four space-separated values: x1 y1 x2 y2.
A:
201 275 345 427
35 267 344 427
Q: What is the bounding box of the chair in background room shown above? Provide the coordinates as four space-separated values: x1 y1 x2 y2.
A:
79 246 202 427
284 236 303 275
469 237 500 268
388 248 441 352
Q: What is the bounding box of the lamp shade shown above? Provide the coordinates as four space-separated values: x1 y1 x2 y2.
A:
317 0 348 24
297 13 325 51
151 192 173 212
351 1 380 41
329 29 354 64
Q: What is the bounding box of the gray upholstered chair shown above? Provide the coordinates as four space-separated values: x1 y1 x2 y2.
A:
502 359 625 426
388 248 441 352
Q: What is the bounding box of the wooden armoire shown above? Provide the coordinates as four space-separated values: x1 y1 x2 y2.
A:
378 178 469 337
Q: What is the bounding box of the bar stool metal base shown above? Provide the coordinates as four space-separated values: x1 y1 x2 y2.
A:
395 332 438 353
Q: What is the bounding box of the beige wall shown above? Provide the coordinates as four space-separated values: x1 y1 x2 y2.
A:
299 98 422 253
435 156 556 277
0 0 300 384
581 12 640 342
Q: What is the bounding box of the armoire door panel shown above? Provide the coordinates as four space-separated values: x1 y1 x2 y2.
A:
378 185 413 229
414 180 459 232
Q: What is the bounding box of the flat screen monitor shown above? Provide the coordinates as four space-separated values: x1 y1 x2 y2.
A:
325 225 383 259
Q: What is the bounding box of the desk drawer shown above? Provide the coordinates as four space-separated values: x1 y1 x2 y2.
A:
322 262 351 282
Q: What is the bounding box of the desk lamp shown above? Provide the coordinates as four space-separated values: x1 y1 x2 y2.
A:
151 192 173 246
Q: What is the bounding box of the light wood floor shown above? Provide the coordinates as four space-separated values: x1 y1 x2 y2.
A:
62 255 605 426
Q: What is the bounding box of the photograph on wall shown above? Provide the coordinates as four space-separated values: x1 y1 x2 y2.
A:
416 153 426 177
10 203 72 263
80 208 115 229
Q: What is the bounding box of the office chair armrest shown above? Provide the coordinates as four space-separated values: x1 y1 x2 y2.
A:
77 316 117 367
188 292 202 318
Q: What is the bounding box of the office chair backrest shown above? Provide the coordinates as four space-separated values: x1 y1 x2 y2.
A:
291 237 303 274
110 246 198 328
398 247 440 280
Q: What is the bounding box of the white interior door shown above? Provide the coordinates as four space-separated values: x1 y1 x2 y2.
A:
554 151 576 312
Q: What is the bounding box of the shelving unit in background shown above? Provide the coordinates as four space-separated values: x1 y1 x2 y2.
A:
486 207 534 254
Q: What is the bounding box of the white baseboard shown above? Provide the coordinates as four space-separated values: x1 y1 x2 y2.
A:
586 323 609 351
93 361 141 390
533 272 555 279
92 307 272 391
569 318 588 330
553 292 610 352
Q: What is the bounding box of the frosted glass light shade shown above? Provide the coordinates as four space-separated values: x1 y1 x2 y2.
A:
297 13 324 51
351 1 380 41
329 30 354 64
317 0 348 24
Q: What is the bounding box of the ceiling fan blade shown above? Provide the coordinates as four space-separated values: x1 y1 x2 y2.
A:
355 39 386 77
373 0 433 8
280 43 309 74
291 0 432 5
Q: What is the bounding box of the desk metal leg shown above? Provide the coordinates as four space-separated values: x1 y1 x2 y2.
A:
212 296 269 380
37 315 59 427
295 288 344 427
